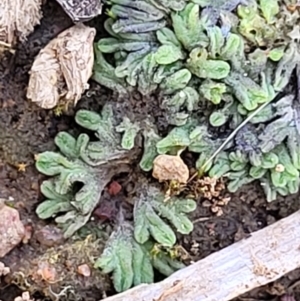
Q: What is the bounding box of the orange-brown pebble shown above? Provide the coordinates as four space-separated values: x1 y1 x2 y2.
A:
152 154 189 184
37 262 57 282
77 264 91 277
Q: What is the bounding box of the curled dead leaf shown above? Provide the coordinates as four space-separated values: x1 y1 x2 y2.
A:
0 0 42 46
27 23 96 109
152 154 189 184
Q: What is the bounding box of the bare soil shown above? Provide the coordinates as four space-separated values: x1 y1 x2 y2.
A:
1 1 300 301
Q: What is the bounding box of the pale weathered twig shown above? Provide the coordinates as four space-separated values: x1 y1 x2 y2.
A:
100 209 300 301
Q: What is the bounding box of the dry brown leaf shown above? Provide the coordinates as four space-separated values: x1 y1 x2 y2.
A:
26 23 96 109
0 0 42 45
152 154 189 184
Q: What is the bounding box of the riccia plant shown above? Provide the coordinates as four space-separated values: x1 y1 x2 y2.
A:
95 185 196 292
93 0 300 201
35 103 140 238
35 103 197 292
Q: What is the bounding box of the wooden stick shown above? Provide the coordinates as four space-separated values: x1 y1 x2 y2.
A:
102 210 300 301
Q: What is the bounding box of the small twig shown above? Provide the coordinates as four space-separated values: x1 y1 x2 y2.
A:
0 41 11 48
188 97 276 183
48 285 74 301
201 99 274 171
193 217 210 224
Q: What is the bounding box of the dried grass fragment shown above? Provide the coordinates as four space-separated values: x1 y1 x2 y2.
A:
27 23 96 109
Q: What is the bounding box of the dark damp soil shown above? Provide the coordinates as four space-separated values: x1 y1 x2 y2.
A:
1 1 300 301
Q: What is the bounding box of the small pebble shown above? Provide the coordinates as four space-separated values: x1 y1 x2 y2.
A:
77 264 91 277
0 202 25 258
152 154 189 184
35 225 64 247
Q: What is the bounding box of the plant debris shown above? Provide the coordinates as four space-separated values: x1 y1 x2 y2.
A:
0 0 42 46
189 177 231 216
26 23 96 109
7 235 110 299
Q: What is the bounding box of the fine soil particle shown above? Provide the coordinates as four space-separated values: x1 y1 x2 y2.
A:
1 2 300 301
